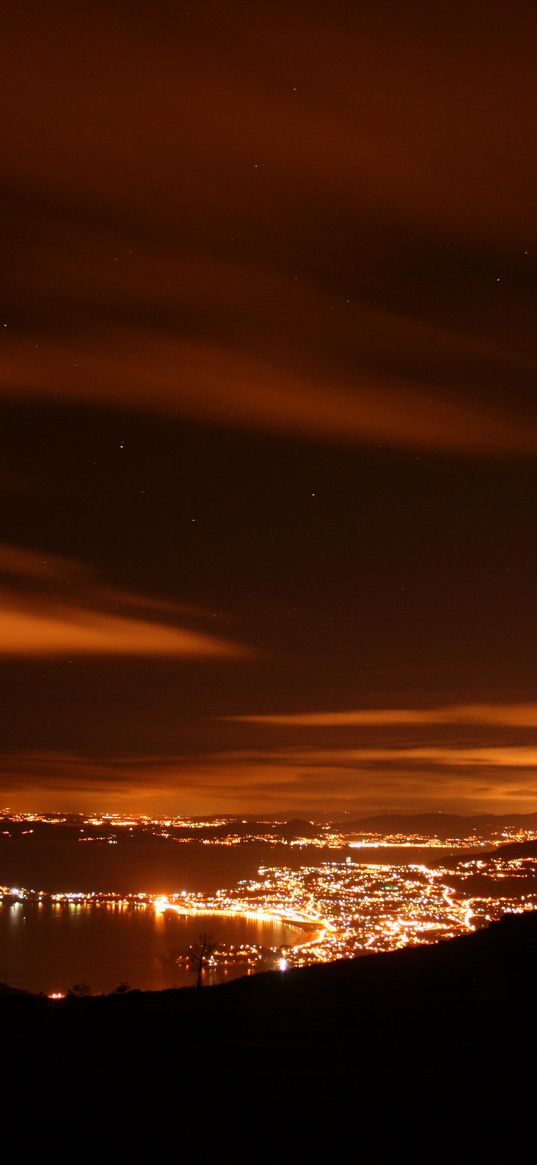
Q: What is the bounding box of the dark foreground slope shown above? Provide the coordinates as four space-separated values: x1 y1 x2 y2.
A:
2 912 536 1139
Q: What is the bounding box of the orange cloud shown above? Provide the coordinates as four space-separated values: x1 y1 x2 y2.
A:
0 543 92 582
0 597 243 657
248 746 537 768
0 543 247 658
3 325 537 455
1 744 537 816
3 7 535 248
227 703 537 728
2 6 537 456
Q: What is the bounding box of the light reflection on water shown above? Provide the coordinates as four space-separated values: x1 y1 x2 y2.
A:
0 900 300 994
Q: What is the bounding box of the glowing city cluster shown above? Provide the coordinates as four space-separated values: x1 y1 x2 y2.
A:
2 810 537 992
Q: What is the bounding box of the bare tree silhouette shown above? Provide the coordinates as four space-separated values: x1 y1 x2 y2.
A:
188 933 217 989
68 982 91 997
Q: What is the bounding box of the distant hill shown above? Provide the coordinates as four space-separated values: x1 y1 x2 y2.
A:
339 810 537 838
474 836 537 861
0 981 31 997
442 835 537 871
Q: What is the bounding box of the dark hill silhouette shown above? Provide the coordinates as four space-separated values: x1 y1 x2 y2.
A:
441 835 537 878
0 981 31 996
443 836 537 902
276 817 320 839
483 836 537 860
339 810 537 837
1 910 536 1138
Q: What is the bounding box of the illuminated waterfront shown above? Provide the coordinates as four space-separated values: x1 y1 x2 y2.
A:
0 896 301 994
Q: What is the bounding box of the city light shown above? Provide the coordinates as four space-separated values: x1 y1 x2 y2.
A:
2 810 537 988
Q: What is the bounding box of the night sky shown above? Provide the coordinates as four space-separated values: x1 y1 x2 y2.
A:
2 1 537 814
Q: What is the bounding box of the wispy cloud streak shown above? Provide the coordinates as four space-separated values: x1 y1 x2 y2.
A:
0 544 247 658
228 703 537 728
